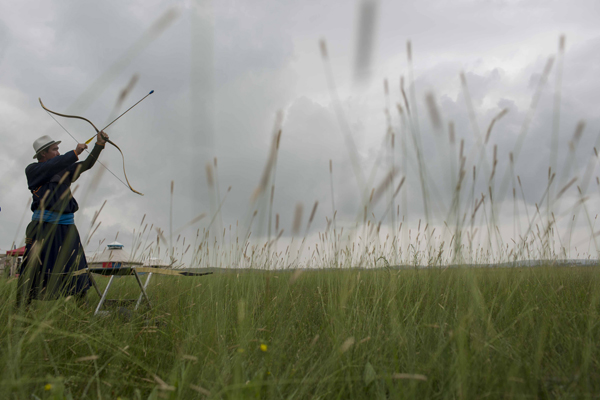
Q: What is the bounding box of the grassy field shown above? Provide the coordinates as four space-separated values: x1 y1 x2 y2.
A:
3 30 598 399
2 266 600 399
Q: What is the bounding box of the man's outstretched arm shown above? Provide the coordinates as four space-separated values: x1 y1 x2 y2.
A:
71 132 109 181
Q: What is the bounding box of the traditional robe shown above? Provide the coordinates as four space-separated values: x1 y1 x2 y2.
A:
18 144 104 304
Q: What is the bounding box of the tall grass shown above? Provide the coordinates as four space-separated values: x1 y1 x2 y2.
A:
2 267 600 398
3 32 600 399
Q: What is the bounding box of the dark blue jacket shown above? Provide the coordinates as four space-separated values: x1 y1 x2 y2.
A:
26 144 104 213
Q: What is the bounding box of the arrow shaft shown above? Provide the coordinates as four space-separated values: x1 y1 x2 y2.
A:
85 90 154 144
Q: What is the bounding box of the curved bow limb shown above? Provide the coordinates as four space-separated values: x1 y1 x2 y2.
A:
39 98 144 196
39 98 101 133
105 139 144 196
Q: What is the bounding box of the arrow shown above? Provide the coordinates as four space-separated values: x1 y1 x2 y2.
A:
85 90 155 144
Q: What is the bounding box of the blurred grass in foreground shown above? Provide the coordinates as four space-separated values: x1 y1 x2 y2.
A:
1 266 600 399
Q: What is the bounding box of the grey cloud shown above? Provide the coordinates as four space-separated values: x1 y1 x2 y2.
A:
2 0 600 260
214 2 294 86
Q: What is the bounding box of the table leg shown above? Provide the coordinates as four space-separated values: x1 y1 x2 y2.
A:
135 272 153 310
133 270 151 309
87 270 102 298
94 275 115 316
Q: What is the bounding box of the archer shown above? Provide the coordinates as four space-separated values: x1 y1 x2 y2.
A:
17 131 108 308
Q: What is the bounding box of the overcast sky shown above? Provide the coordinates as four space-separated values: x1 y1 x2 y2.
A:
1 0 599 263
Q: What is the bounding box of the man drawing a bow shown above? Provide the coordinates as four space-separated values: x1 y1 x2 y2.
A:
17 131 108 308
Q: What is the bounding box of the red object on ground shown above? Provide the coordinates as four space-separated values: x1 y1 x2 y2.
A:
6 246 25 256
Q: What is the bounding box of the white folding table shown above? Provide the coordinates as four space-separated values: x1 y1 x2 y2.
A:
73 266 212 315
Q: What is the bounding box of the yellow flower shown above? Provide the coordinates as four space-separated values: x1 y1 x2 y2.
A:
260 344 268 352
44 384 52 391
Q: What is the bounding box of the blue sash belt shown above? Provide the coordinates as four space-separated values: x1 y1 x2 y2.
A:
32 210 75 225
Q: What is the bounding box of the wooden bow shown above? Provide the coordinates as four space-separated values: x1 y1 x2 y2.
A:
39 98 143 196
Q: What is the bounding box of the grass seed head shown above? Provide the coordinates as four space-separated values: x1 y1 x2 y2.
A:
340 337 355 353
448 122 455 144
319 39 328 59
292 203 303 235
425 92 441 129
205 163 214 187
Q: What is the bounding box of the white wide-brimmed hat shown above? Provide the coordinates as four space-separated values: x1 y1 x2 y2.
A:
32 135 61 159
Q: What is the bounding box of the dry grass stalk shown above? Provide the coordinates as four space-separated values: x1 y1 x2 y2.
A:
557 177 577 199
153 374 175 391
509 56 554 165
425 92 441 129
568 121 586 151
189 384 211 396
91 200 107 228
308 201 319 225
86 221 102 246
71 6 180 113
484 108 509 144
75 355 99 362
310 334 320 346
156 227 168 246
400 77 410 115
490 145 498 181
371 168 399 206
353 0 378 83
289 269 303 284
106 73 139 124
393 177 406 199
205 163 214 187
174 213 206 235
396 103 404 116
292 203 303 236
319 39 328 59
339 337 355 353
390 373 427 381
252 115 283 202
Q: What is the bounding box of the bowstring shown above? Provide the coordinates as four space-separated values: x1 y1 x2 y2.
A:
44 111 132 191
